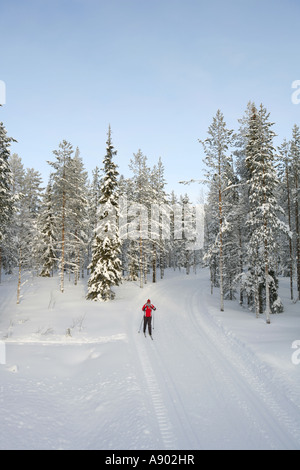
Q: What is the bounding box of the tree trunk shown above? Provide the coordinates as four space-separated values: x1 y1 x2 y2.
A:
265 264 271 324
238 226 244 305
61 182 66 293
295 172 300 300
152 242 156 283
285 162 294 300
139 235 143 289
17 247 22 304
219 182 224 312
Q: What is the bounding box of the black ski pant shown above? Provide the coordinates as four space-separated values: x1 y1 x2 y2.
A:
143 316 152 336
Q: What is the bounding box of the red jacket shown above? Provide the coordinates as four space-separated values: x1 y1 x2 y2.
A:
142 302 156 317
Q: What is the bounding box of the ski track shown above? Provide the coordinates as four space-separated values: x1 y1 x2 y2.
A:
48 289 56 310
1 271 300 449
136 338 177 450
191 288 300 449
148 340 200 450
132 275 300 450
191 283 300 449
133 280 209 450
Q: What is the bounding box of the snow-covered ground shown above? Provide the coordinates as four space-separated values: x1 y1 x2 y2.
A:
0 268 299 450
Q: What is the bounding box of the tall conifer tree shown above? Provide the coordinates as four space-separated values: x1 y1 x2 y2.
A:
245 104 288 322
48 140 74 292
87 126 122 301
38 182 57 277
0 122 15 282
200 110 234 311
290 125 300 300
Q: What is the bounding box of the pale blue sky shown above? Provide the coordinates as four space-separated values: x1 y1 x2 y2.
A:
1 0 299 201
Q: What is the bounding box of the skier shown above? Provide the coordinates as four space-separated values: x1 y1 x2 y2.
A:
142 299 156 338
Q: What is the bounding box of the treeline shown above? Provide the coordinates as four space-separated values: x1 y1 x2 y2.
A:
0 124 200 303
201 102 299 323
0 101 299 322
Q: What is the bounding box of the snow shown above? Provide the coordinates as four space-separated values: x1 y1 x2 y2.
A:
0 268 300 450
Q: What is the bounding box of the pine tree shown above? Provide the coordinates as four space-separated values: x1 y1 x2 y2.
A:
48 140 74 293
86 167 101 275
6 154 43 302
245 104 289 322
38 182 57 277
68 148 88 284
234 102 257 305
0 122 15 282
168 191 179 271
128 149 151 287
179 194 195 275
23 167 43 274
203 187 219 294
87 126 122 301
277 139 294 300
290 125 300 300
150 157 169 282
200 110 234 311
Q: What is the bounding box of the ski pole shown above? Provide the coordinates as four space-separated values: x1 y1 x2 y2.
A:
138 316 143 333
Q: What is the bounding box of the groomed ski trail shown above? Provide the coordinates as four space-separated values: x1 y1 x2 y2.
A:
131 271 300 450
1 270 300 449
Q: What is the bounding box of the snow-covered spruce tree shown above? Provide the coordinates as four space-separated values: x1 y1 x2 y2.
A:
221 168 242 301
86 127 122 301
2 153 23 276
7 153 26 301
0 122 16 282
38 181 57 277
245 104 289 323
289 124 300 300
200 110 234 311
232 102 256 305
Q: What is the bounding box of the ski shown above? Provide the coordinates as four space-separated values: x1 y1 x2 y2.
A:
144 333 154 340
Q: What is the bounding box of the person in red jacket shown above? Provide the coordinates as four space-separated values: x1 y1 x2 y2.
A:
142 299 156 337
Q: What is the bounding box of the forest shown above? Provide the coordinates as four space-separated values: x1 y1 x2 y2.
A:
0 102 299 322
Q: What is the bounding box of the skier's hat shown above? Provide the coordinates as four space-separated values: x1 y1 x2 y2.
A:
147 299 151 303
